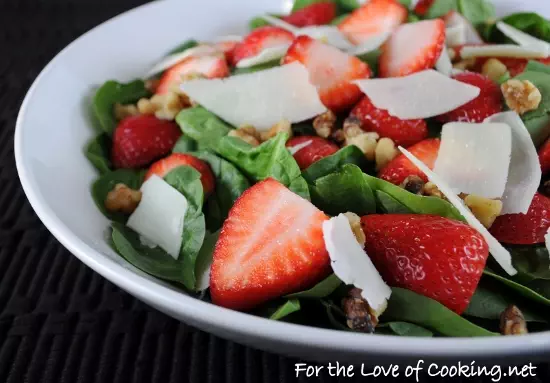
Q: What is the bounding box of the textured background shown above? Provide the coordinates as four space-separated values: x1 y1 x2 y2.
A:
2 0 550 381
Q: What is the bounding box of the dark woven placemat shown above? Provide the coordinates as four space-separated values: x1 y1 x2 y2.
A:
2 0 550 382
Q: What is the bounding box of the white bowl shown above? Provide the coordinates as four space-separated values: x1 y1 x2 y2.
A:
15 0 550 364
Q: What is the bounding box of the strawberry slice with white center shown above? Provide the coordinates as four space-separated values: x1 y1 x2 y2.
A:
380 19 446 78
282 35 372 112
210 178 331 310
156 55 230 94
232 26 295 67
338 0 407 45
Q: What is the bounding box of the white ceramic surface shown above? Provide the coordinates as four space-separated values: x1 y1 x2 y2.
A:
15 0 550 364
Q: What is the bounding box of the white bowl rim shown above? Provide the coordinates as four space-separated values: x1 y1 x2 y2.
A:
14 0 550 359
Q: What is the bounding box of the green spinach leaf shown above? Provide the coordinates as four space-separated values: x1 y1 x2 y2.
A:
302 145 367 183
331 13 350 25
269 299 301 320
163 166 204 213
175 106 232 149
337 0 360 11
515 71 550 120
85 133 111 174
523 113 550 147
249 14 284 30
375 190 413 214
509 245 550 282
382 288 498 337
495 13 550 43
457 0 495 25
484 269 550 307
167 39 199 55
91 169 146 222
424 0 457 19
378 322 434 337
357 50 381 76
292 0 326 11
195 230 220 291
286 274 342 299
526 60 550 75
172 135 197 154
93 80 151 135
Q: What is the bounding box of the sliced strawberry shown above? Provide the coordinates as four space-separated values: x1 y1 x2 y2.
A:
338 0 407 45
282 35 371 112
232 26 295 66
210 178 330 310
282 2 336 27
213 40 240 64
361 214 489 314
413 0 435 16
350 96 429 147
111 115 181 169
436 72 503 123
378 138 440 185
156 55 229 94
286 136 339 170
539 138 550 175
490 193 550 245
379 19 446 78
145 153 215 195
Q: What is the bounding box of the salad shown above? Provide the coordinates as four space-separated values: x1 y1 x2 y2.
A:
86 0 550 338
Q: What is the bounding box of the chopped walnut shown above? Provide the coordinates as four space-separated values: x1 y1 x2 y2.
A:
342 117 379 160
260 119 293 141
228 125 261 146
501 79 542 115
104 184 142 214
500 305 528 335
114 103 139 120
342 288 377 333
137 92 189 120
464 194 503 228
453 58 476 71
423 182 444 199
400 175 425 195
344 212 366 247
375 138 399 171
313 111 337 138
482 58 508 83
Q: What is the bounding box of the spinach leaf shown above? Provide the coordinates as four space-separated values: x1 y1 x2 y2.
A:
231 60 280 75
322 300 352 331
286 274 342 299
484 269 550 307
175 106 232 149
194 151 251 231
215 133 310 200
496 13 550 43
408 14 421 23
515 71 550 120
85 133 111 174
526 60 550 75
172 135 197 154
525 280 550 301
91 169 146 222
337 0 360 11
398 0 411 7
523 113 550 147
457 0 495 25
509 245 550 282
375 190 413 214
357 50 381 76
331 14 350 25
167 39 198 55
270 299 301 320
195 231 220 291
309 164 377 215
378 322 434 337
497 72 511 85
163 166 204 213
424 0 457 19
302 145 367 183
249 14 283 30
292 0 326 11
382 288 498 337
93 80 151 135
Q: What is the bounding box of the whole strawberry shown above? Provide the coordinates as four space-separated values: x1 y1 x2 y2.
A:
361 214 489 314
351 96 428 147
286 136 339 170
111 115 181 169
437 72 503 123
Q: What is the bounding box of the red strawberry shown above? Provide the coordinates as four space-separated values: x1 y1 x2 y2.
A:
282 2 337 27
379 19 446 78
539 138 550 174
156 55 229 94
145 153 215 195
286 136 339 170
489 193 550 245
338 0 407 45
232 26 295 66
213 40 240 64
111 115 181 169
351 96 428 147
282 35 371 112
436 72 503 123
378 138 440 185
413 0 435 16
210 178 330 310
361 214 489 314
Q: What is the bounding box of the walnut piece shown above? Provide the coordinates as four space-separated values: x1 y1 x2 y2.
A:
105 184 142 214
464 194 503 228
482 58 508 83
501 79 542 115
114 103 139 120
137 92 189 120
375 138 399 171
228 125 261 146
423 182 444 199
313 110 337 138
500 305 528 335
261 119 293 142
344 212 366 247
342 117 379 161
400 175 425 195
453 58 476 71
342 288 377 333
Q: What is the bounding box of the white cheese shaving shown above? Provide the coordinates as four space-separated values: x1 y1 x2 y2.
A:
127 175 188 260
347 31 391 56
461 44 549 59
433 122 512 198
445 11 483 45
435 45 453 76
323 214 391 315
353 70 480 119
180 62 326 131
446 25 467 47
485 111 542 215
497 22 550 51
300 26 355 50
236 44 290 68
288 140 313 155
398 147 517 276
145 45 221 77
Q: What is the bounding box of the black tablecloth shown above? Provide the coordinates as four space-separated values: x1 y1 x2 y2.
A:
2 0 550 381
